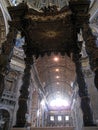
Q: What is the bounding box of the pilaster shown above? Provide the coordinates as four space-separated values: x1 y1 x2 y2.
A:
0 25 17 97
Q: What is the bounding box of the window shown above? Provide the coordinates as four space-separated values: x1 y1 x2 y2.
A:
58 116 62 121
50 116 54 121
65 116 69 121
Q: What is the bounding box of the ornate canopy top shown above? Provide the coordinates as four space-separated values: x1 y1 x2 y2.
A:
25 6 71 21
9 0 94 9
7 0 91 58
9 0 69 10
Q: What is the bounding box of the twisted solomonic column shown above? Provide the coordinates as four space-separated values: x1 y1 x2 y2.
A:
73 53 96 126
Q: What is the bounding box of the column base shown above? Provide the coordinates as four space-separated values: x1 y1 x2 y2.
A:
82 127 98 130
11 128 25 130
84 122 97 127
13 123 26 128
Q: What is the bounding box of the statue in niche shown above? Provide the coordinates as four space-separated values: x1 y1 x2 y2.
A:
5 80 13 91
80 42 88 58
15 31 25 49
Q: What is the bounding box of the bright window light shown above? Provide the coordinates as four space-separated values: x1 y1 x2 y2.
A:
58 116 62 121
41 100 45 106
37 110 40 117
49 97 69 108
65 116 69 121
50 116 54 121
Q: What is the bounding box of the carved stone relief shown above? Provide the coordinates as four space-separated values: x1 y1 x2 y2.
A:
4 71 18 93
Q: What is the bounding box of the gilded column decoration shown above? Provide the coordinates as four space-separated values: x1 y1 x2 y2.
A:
69 0 98 90
73 53 95 126
82 23 98 90
16 55 33 127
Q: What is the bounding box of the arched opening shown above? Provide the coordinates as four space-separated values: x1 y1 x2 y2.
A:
0 109 10 130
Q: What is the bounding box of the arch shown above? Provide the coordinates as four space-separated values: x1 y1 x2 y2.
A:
0 108 10 130
0 107 12 118
0 1 12 49
6 70 18 79
0 1 11 34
